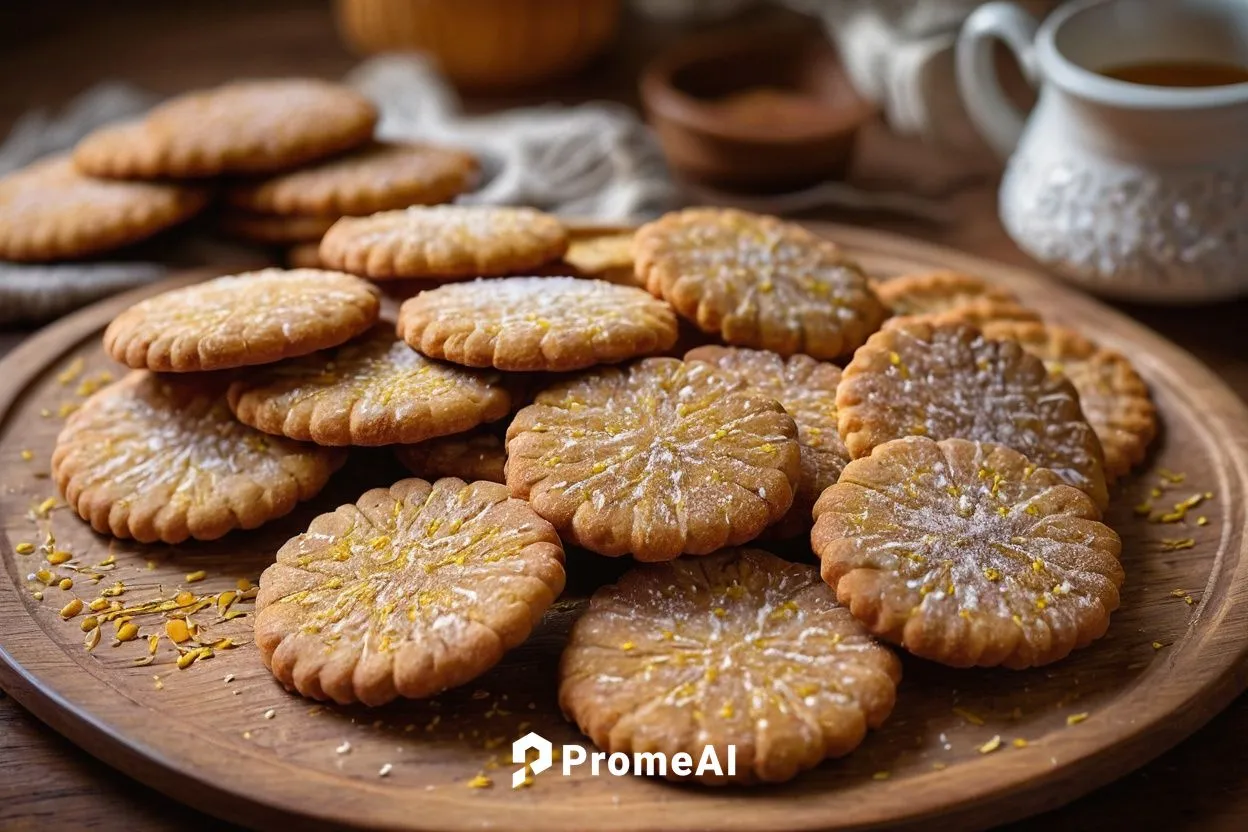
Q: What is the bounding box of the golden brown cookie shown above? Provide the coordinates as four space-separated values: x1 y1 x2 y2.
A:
506 357 800 560
395 429 506 484
874 271 1040 326
74 79 377 179
319 205 568 280
982 321 1157 481
563 231 641 286
559 548 901 784
837 319 1109 510
812 437 1123 668
0 155 208 262
52 371 345 544
255 477 565 706
397 276 678 372
685 345 848 538
227 326 510 446
634 208 885 359
226 140 478 216
218 211 339 245
104 268 380 372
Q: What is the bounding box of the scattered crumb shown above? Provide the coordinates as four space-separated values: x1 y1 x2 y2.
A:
871 771 890 781
468 774 493 789
336 741 352 755
1012 738 1028 749
224 674 235 684
263 708 276 720
1066 712 1089 726
978 735 1002 754
379 763 393 777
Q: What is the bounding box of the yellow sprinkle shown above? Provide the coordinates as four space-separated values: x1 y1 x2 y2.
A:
15 542 35 555
952 707 984 726
34 568 54 584
1012 738 1028 749
115 622 139 643
59 598 83 619
176 650 200 670
1157 468 1186 483
1196 516 1209 526
1152 641 1167 650
619 640 636 651
237 578 254 592
185 570 207 584
80 616 98 632
712 607 726 618
760 443 777 454
978 735 1002 754
35 497 58 517
19 450 33 461
166 619 191 644
467 774 493 789
931 762 947 771
872 771 890 781
88 598 109 612
982 567 1001 582
1035 597 1048 611
1160 538 1195 552
47 551 72 565
1031 559 1044 573
1066 712 1089 726
56 357 84 385
1133 502 1152 516
720 703 734 718
660 629 674 641
1150 487 1163 498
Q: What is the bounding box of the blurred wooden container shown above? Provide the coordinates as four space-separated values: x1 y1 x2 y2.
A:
334 0 622 91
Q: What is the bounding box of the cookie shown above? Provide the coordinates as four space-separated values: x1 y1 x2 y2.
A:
397 276 678 372
634 208 885 359
812 437 1123 668
226 140 479 216
319 205 568 280
52 372 346 544
396 429 506 484
837 319 1109 510
983 321 1156 481
254 477 565 706
563 231 641 286
875 271 1040 326
559 548 902 784
104 268 380 372
506 357 800 560
219 211 338 245
0 155 208 262
685 345 848 538
74 79 377 179
227 326 510 446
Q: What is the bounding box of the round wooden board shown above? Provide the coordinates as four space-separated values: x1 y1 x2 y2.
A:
2 223 1246 832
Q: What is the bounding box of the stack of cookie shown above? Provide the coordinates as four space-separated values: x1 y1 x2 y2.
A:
51 203 1158 787
0 78 480 266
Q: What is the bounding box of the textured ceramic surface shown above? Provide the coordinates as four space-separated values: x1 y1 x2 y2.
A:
959 0 1248 302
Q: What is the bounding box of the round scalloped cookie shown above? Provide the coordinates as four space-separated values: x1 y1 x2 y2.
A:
74 79 377 179
395 429 507 484
874 270 1040 326
812 437 1123 668
837 318 1109 510
255 477 565 706
319 205 568 280
506 357 800 560
634 208 885 359
0 155 208 262
685 345 848 538
226 141 479 216
560 548 902 784
52 372 346 543
397 276 678 372
103 268 380 372
227 326 510 446
982 320 1156 481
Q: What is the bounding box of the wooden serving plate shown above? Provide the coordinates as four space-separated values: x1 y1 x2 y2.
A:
1 223 1246 832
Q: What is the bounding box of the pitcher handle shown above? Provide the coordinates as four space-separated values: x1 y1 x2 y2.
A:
956 2 1042 158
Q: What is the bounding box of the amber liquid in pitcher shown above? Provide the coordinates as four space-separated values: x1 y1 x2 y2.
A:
1100 60 1248 87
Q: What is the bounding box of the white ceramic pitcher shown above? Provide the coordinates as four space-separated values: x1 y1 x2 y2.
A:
957 0 1248 302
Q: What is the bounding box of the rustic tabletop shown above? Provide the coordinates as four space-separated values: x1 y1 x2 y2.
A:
1 2 1246 830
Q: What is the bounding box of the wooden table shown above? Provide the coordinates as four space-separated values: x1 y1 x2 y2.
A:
2 3 1247 830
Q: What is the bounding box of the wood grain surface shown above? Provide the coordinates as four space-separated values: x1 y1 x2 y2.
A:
1 226 1246 831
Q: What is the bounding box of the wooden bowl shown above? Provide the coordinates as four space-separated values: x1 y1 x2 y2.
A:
641 29 875 192
335 0 621 91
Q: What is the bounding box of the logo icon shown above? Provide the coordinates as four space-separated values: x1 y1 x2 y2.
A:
512 731 553 789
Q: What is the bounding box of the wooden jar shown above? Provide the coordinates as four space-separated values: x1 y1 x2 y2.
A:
335 0 622 91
